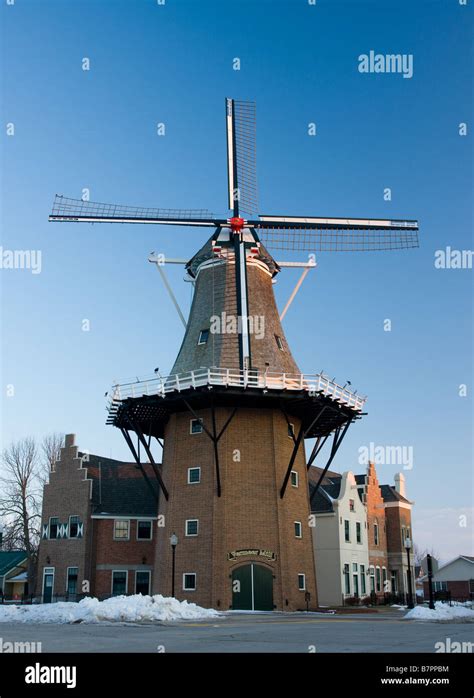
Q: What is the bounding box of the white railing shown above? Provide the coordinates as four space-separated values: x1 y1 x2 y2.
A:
107 367 366 412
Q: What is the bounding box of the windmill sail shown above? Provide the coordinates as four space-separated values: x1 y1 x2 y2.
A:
226 98 258 217
49 195 219 227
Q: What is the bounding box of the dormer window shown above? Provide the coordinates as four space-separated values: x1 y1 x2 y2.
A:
198 329 209 345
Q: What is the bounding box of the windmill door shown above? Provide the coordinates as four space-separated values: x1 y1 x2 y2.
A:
232 564 273 611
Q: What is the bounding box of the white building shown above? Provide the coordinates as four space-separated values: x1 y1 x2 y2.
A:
310 469 370 606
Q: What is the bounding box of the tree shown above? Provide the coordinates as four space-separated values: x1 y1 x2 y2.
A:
39 432 64 485
413 544 440 571
0 437 43 594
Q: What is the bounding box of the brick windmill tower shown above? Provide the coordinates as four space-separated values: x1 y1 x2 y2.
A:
49 98 418 610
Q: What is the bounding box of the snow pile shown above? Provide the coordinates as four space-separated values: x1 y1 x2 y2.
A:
0 595 220 624
404 601 474 622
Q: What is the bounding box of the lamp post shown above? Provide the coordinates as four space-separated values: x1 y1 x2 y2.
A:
427 553 435 610
0 522 3 551
170 533 178 598
405 537 414 609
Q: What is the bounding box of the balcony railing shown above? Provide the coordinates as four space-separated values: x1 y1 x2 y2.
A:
107 367 366 412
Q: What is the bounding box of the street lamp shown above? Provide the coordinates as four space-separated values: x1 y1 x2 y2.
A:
405 537 414 609
0 522 3 551
170 533 178 598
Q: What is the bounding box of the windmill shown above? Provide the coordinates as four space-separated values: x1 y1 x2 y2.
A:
49 98 418 611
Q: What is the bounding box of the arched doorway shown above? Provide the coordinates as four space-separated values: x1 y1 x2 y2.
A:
232 563 273 611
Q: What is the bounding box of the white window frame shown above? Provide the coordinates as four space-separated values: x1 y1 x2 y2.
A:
135 570 151 595
65 566 79 593
113 519 130 541
287 423 295 439
275 334 284 351
68 515 80 539
375 565 381 592
183 572 196 591
185 519 199 537
190 418 203 434
136 519 153 541
187 467 201 484
42 566 55 598
298 573 306 591
197 329 209 345
294 521 302 538
111 570 128 595
290 470 299 487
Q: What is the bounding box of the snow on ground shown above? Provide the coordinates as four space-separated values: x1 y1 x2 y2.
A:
404 601 474 622
0 595 220 624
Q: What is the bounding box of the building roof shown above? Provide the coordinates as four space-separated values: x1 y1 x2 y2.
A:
380 484 411 504
82 454 159 517
8 571 28 582
0 551 27 577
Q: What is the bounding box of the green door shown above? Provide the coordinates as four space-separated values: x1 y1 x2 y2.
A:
253 564 273 611
232 564 273 611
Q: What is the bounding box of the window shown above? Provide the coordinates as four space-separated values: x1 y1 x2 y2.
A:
433 581 448 592
186 519 199 536
344 519 350 542
374 522 379 546
356 521 362 544
135 571 151 595
112 571 128 595
49 517 59 539
137 520 152 540
275 334 284 351
190 419 203 434
360 565 366 595
391 570 398 593
113 520 130 540
198 329 209 345
69 516 80 538
401 526 406 547
290 470 298 487
343 563 351 595
349 499 355 512
298 574 306 591
188 467 201 484
369 566 375 593
376 566 381 592
294 521 302 538
183 573 196 591
288 423 295 439
469 579 474 594
66 567 78 595
382 567 388 592
353 570 359 597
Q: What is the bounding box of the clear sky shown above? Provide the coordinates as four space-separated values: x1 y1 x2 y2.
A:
1 0 472 562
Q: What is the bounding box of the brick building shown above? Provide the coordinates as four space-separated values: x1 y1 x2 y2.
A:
36 434 158 601
37 436 415 608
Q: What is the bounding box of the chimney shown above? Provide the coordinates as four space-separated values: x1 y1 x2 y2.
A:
394 472 406 498
65 434 76 447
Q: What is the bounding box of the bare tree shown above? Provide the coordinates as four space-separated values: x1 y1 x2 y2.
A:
0 437 43 593
39 432 64 485
413 543 440 569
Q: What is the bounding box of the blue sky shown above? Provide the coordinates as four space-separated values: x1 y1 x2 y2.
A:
1 0 472 561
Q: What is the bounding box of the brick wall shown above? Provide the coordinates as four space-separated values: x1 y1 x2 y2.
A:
36 434 94 598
